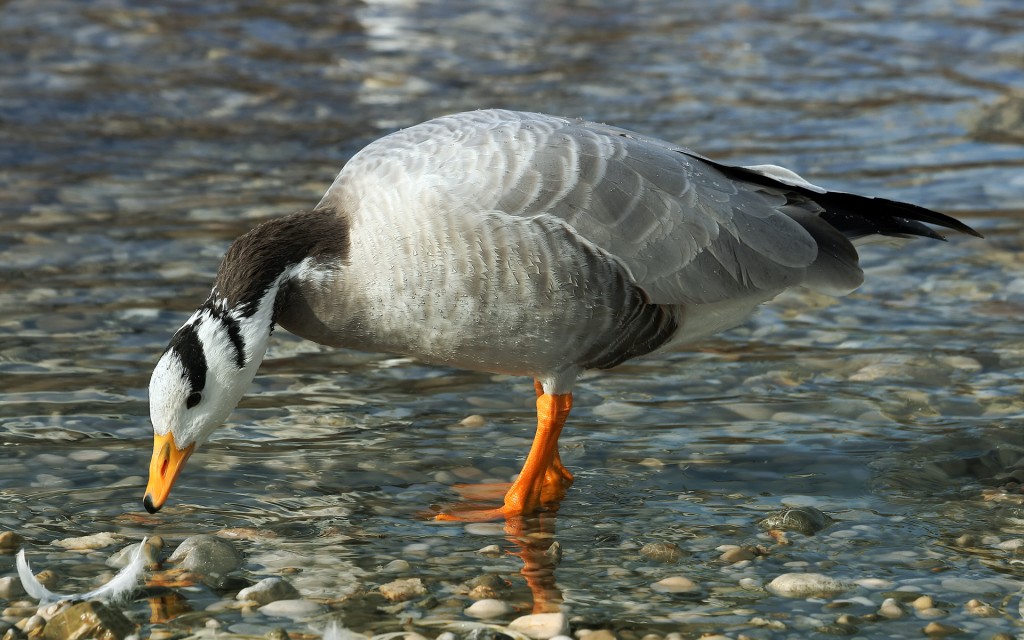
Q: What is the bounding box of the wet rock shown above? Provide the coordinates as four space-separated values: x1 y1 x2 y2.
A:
237 577 300 605
922 621 960 636
106 539 161 570
258 599 326 619
476 544 502 556
878 597 904 619
0 531 24 550
264 629 290 640
41 601 134 640
0 576 25 599
964 598 997 617
639 542 685 563
766 573 849 598
379 577 426 602
381 559 411 574
579 630 616 640
167 535 242 587
650 576 700 594
464 598 514 619
719 546 758 564
913 595 935 611
508 612 569 639
757 507 833 535
54 532 122 550
466 573 510 600
460 415 487 427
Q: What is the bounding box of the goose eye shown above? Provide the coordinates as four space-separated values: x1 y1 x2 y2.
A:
186 391 202 409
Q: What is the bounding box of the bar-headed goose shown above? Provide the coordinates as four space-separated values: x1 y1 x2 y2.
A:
143 109 980 519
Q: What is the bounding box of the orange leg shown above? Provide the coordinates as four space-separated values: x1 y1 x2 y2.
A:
436 380 574 521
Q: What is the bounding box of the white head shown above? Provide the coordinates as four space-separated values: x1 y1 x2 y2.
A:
142 207 348 513
143 292 276 513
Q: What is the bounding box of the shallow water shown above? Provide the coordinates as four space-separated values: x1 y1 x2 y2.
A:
2 0 1024 638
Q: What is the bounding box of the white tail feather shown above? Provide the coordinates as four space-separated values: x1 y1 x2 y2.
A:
16 537 148 604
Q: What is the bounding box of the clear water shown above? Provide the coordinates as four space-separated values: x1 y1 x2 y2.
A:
1 0 1023 637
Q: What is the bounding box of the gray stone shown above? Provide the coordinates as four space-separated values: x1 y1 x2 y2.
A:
168 535 242 587
237 577 300 605
639 542 685 563
766 573 849 598
758 507 833 535
258 599 326 619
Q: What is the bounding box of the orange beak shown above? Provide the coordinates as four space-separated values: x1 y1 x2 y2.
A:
143 432 195 513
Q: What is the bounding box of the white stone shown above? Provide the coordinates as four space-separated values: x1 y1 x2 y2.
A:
258 599 326 619
54 532 122 550
464 598 514 619
766 573 849 598
508 612 570 639
878 597 904 619
650 576 700 593
237 577 300 605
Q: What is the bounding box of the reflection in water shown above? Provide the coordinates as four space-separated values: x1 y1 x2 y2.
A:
504 513 564 614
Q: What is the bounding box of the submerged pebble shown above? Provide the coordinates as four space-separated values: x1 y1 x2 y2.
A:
237 577 301 605
757 507 833 535
167 535 243 587
508 612 569 639
464 598 514 619
378 578 427 602
766 573 849 598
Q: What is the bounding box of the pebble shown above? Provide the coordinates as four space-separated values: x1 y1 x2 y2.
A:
168 535 243 586
459 415 487 427
258 599 326 619
0 577 24 599
639 542 685 563
922 621 960 636
578 630 616 640
381 559 411 574
757 507 833 535
650 576 700 594
107 539 161 569
913 595 935 610
464 598 514 619
237 577 301 605
378 577 426 602
878 597 904 619
508 612 569 640
719 546 757 564
53 532 122 550
766 573 850 598
476 544 502 556
964 598 998 617
39 601 134 640
0 531 24 550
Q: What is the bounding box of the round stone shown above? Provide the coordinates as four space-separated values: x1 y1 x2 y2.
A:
766 573 849 598
464 598 513 619
650 576 700 594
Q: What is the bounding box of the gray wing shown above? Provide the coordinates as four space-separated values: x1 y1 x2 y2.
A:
334 110 862 306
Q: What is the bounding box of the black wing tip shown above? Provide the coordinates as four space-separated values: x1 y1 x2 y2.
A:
872 196 984 239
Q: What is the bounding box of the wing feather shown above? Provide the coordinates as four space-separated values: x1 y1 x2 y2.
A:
332 110 860 306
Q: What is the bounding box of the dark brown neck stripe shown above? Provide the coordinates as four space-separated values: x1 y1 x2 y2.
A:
213 207 349 317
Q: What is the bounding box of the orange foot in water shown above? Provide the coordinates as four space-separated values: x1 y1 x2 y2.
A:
436 382 574 522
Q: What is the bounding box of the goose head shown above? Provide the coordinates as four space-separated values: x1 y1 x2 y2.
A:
143 207 348 513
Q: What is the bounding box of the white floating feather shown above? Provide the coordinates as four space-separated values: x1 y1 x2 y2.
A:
16 537 148 604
